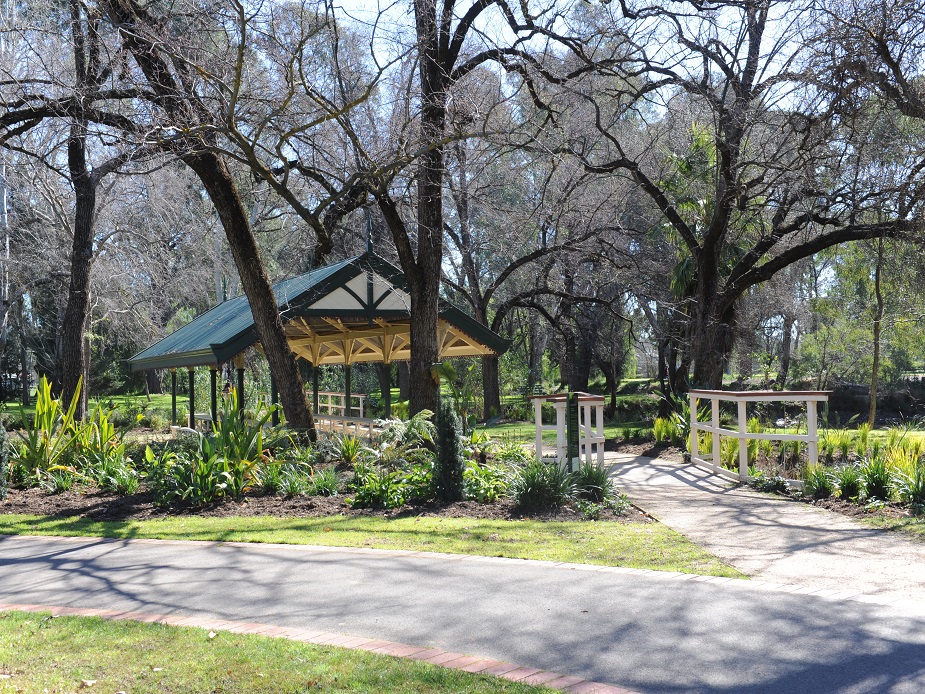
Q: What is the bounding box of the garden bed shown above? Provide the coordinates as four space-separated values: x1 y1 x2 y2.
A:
0 486 648 524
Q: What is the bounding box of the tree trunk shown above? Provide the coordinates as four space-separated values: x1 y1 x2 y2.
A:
183 152 315 434
528 321 547 392
869 239 884 427
59 121 95 420
776 314 794 388
146 369 163 395
482 354 500 419
397 361 410 401
690 294 738 389
405 0 446 416
571 331 593 391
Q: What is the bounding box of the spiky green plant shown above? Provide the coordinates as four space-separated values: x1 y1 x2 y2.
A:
836 465 862 500
802 464 835 499
854 423 870 455
862 456 893 501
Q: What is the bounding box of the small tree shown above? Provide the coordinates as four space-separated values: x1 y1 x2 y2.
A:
0 418 8 499
434 397 464 502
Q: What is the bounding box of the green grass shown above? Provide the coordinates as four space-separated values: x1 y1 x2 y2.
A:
857 513 925 541
2 392 176 426
481 421 649 445
0 514 744 577
0 610 543 693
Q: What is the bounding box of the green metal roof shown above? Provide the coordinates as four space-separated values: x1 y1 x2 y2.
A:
128 252 510 371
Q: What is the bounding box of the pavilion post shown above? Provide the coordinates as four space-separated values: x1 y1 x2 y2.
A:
170 369 177 426
344 365 352 417
187 367 195 429
312 364 319 412
210 366 218 424
384 364 391 418
235 354 245 417
271 376 279 426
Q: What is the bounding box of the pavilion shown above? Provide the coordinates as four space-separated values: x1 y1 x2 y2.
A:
127 250 510 428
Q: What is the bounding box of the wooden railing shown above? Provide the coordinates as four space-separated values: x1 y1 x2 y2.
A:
314 414 381 442
314 391 367 418
531 392 605 467
689 389 830 482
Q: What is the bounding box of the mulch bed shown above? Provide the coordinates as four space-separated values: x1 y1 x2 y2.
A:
0 486 650 524
606 439 685 462
802 496 921 524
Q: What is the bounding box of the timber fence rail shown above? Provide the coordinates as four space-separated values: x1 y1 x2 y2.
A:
689 389 831 483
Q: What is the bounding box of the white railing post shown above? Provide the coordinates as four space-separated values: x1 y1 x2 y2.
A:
534 397 544 462
807 400 818 466
555 401 567 464
711 396 721 471
737 400 748 480
689 392 699 461
596 402 605 463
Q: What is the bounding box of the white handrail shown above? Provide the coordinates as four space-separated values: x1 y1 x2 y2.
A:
313 391 367 418
688 389 831 483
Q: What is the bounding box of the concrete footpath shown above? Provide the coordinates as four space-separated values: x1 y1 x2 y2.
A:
2 533 925 693
610 454 925 604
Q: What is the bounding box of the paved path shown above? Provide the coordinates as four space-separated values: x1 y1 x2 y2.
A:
609 454 925 603
2 534 925 693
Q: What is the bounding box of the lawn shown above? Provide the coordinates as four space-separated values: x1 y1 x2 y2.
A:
0 514 745 577
0 610 544 693
859 513 925 541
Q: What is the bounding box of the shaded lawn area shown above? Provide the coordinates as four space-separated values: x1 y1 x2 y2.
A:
0 610 545 693
0 514 745 577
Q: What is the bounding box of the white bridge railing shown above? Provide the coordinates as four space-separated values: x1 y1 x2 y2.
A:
315 391 367 418
314 414 381 442
689 389 831 482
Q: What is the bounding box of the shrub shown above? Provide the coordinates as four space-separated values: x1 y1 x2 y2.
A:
802 464 835 499
653 417 679 444
0 420 7 500
348 462 409 509
862 456 893 501
13 376 83 479
572 461 613 503
434 399 464 502
308 466 341 497
463 461 509 503
895 464 925 506
38 467 78 495
750 471 789 494
855 423 871 456
258 460 285 495
86 446 140 495
494 441 532 466
279 467 312 497
510 460 575 510
573 494 631 520
836 465 862 500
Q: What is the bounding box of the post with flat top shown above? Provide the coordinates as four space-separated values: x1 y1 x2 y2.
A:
737 399 748 478
170 368 177 426
689 392 699 461
807 400 818 465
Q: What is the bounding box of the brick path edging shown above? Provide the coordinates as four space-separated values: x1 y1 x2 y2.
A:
0 601 640 694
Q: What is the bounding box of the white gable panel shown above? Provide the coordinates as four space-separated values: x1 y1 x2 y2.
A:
373 275 410 310
308 287 364 311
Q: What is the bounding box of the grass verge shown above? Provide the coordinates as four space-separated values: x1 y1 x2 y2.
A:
859 513 925 541
0 514 744 577
0 610 543 693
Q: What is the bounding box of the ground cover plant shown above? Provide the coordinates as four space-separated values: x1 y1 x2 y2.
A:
0 610 543 693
